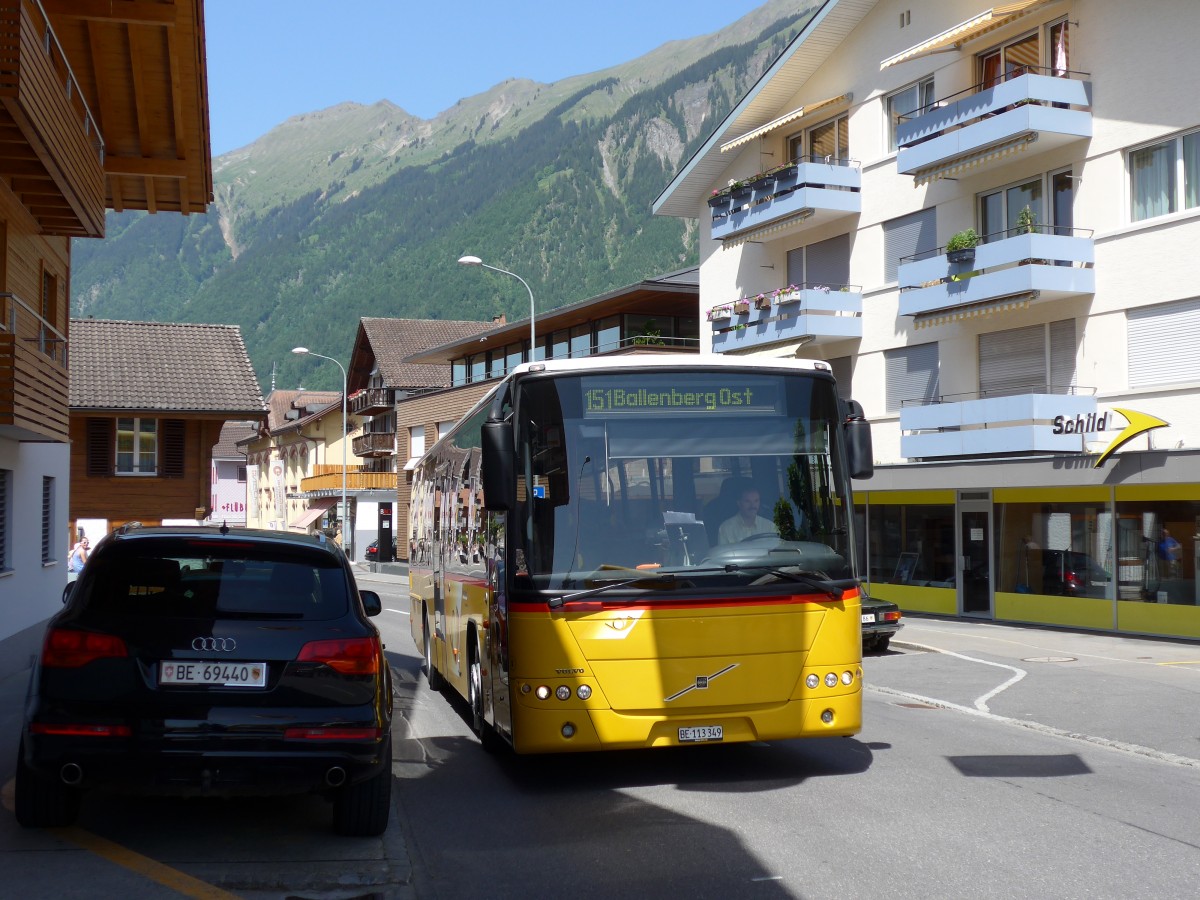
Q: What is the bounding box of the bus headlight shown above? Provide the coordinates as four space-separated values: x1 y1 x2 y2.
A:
820 709 835 724
841 670 854 685
576 685 592 700
555 685 571 701
535 685 551 700
805 674 820 689
824 672 838 688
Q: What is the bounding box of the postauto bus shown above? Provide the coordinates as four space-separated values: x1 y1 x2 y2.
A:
408 355 873 753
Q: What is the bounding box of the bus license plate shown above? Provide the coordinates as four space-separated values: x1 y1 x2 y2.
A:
861 613 877 624
160 661 266 687
679 725 723 743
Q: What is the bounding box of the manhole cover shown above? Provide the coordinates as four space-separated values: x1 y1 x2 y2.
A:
1022 656 1077 663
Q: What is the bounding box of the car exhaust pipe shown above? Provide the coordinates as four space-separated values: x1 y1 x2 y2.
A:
325 766 347 787
60 763 83 786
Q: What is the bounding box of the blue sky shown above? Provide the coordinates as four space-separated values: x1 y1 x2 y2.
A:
206 0 771 156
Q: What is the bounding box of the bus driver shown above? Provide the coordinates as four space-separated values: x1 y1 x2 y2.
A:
718 487 779 544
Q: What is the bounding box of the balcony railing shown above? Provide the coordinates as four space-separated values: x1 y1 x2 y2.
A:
896 68 1091 184
0 290 68 441
900 387 1098 459
710 283 862 352
0 0 106 236
898 226 1094 323
709 156 860 243
350 386 394 416
300 470 398 494
352 430 396 457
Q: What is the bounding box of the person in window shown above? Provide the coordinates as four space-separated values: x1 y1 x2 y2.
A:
717 487 779 544
1157 527 1182 577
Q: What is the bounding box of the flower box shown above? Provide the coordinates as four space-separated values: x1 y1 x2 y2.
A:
947 247 976 265
707 305 732 322
732 300 751 315
753 295 772 310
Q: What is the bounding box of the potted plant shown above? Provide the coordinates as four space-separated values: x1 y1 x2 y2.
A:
1017 205 1037 234
707 304 733 322
729 179 753 203
946 228 979 265
708 189 731 212
753 293 772 311
732 299 751 315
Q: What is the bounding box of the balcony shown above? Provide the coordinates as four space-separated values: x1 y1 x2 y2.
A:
350 387 394 416
709 157 860 246
710 284 862 353
300 468 398 494
0 291 68 442
352 430 396 458
898 227 1094 326
0 0 105 236
896 69 1091 185
901 390 1098 459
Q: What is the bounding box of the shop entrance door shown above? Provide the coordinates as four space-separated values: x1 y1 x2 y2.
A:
959 494 993 616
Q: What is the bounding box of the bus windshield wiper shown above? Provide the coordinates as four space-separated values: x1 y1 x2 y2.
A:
548 572 679 610
724 564 843 600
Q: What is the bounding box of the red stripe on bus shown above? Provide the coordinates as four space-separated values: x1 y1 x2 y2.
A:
507 591 855 614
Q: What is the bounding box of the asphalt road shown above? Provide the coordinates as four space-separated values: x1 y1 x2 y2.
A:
3 572 1199 899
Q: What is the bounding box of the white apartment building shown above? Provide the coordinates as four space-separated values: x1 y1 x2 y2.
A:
655 0 1200 640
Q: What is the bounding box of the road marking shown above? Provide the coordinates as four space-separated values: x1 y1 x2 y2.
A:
901 641 1026 712
385 607 409 615
869 683 1200 770
1158 660 1200 667
52 827 241 899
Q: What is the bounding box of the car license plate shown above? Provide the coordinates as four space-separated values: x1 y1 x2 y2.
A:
862 613 877 624
678 725 723 743
160 661 266 687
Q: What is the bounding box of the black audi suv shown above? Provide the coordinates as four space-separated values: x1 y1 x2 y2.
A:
15 524 393 836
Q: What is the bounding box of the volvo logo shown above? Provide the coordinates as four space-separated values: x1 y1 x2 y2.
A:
192 637 236 652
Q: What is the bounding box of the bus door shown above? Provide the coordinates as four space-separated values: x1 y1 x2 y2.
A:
486 511 513 741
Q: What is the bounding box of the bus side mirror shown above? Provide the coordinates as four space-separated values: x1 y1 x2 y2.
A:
481 420 515 511
843 399 874 480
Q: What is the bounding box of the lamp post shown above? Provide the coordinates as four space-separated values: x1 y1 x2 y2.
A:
458 255 537 358
291 347 350 560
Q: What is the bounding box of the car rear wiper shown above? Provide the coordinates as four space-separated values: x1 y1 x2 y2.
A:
548 572 680 610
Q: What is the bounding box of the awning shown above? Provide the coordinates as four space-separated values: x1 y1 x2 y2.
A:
289 497 338 530
720 94 851 153
403 456 421 471
880 1 1054 70
912 133 1038 185
720 209 816 250
913 291 1039 329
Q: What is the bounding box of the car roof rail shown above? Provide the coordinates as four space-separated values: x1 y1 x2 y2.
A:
114 521 144 535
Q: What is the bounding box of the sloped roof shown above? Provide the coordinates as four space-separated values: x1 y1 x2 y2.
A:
349 318 494 391
212 421 258 459
263 389 342 434
69 319 265 414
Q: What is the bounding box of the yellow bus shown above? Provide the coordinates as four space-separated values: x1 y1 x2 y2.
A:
409 355 873 753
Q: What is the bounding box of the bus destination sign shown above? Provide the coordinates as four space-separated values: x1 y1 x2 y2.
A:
583 377 782 416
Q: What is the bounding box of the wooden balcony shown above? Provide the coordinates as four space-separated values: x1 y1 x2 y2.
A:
0 291 68 441
0 0 105 237
350 387 394 416
352 430 396 458
300 470 398 494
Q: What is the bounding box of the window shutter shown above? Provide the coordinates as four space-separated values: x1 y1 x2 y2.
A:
885 342 939 412
786 247 805 286
1128 298 1200 387
161 419 186 478
806 234 851 287
979 324 1046 397
882 208 936 283
827 356 853 400
1048 319 1077 393
86 418 113 476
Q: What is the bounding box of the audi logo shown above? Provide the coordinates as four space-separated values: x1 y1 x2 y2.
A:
192 637 237 652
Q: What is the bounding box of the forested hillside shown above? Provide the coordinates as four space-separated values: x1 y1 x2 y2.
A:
71 2 814 391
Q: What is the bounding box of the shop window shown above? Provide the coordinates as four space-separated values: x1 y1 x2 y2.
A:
867 503 955 587
1114 500 1200 605
995 499 1112 598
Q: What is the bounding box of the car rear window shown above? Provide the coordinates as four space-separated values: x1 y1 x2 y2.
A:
77 538 350 621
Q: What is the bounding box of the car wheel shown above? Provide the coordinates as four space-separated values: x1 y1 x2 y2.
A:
875 636 891 652
332 749 392 837
423 608 443 690
14 740 80 828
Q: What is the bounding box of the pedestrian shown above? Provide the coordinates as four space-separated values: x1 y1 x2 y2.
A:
1157 527 1182 576
67 536 90 580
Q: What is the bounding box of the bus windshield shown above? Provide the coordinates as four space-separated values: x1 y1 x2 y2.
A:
514 369 856 592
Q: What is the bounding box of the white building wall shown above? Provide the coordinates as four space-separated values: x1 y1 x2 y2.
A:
692 0 1200 465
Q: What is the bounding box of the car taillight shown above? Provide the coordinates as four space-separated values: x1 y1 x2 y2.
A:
30 723 131 737
297 637 380 675
882 611 902 623
42 628 128 667
283 726 381 740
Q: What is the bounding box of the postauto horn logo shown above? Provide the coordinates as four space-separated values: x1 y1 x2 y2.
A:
1052 407 1171 468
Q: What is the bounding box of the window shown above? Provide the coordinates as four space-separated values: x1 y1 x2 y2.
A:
452 360 467 387
882 208 936 283
237 465 248 483
549 330 569 361
788 112 849 163
595 315 621 353
42 476 54 564
979 177 1044 240
979 320 1076 398
569 324 591 358
996 498 1112 599
468 355 486 383
505 343 523 374
1129 130 1200 222
867 502 955 587
886 77 934 151
1048 19 1070 76
0 468 9 571
86 418 114 476
116 418 157 475
979 32 1038 89
1128 297 1200 387
437 420 454 441
828 356 853 400
885 342 939 412
409 426 426 459
786 234 852 289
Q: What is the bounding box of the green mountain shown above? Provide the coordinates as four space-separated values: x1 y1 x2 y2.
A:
70 1 815 392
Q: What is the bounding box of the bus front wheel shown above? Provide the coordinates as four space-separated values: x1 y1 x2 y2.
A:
423 609 444 690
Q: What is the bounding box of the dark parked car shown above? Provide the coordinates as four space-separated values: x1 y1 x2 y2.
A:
16 524 392 836
364 538 397 562
861 593 903 653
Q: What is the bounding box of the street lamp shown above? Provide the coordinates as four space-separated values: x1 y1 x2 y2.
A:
291 347 351 560
458 255 537 357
